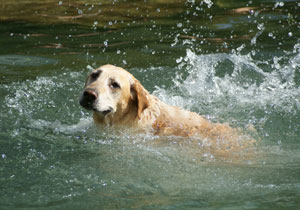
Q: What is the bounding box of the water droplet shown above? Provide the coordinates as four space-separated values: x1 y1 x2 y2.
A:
2 154 6 159
176 57 183 63
288 32 293 37
203 0 213 8
177 23 183 28
257 23 264 30
274 2 284 8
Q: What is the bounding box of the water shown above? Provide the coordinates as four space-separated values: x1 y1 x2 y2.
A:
1 0 300 209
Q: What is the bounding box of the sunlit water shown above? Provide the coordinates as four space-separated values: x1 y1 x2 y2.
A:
1 0 300 209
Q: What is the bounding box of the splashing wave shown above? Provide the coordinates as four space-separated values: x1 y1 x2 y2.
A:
154 47 300 121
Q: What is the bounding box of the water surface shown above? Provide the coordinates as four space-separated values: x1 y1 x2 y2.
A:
0 0 300 209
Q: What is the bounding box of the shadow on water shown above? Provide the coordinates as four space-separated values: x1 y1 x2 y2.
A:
0 0 300 209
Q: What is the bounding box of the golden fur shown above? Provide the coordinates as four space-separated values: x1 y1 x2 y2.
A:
80 64 250 143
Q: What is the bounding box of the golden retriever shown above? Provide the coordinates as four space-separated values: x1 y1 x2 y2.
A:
80 64 251 143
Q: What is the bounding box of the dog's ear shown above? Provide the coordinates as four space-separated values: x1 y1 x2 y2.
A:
131 79 149 119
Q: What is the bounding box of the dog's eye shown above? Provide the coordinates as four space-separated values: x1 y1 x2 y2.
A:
110 81 120 89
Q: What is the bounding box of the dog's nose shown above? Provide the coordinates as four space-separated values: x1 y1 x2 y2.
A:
83 89 98 101
80 88 98 108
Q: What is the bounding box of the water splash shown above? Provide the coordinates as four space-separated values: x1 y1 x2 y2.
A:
29 118 92 135
2 71 87 133
154 46 300 120
2 45 299 143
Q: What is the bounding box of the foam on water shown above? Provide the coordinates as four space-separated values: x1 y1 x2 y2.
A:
29 118 93 135
154 45 300 124
3 71 84 122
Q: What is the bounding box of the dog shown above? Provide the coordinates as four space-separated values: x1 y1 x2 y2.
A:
80 64 251 143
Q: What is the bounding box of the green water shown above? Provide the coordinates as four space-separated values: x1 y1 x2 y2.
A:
1 0 300 209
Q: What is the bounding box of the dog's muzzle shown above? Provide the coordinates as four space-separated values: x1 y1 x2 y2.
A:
79 88 113 116
80 88 98 109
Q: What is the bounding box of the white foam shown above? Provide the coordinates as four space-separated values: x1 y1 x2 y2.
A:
30 117 93 134
154 47 300 116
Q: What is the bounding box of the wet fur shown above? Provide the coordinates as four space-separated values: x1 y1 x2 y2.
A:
81 64 251 144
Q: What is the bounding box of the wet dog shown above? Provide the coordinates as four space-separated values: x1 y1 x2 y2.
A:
79 64 250 144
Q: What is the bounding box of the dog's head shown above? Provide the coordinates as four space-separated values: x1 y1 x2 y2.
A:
80 64 149 121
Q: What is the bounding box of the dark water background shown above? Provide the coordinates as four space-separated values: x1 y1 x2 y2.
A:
0 0 300 209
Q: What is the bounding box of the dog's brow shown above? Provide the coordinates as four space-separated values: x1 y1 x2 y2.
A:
90 69 102 79
93 69 102 75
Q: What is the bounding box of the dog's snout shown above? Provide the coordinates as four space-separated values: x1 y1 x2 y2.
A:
80 88 98 109
83 89 98 101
